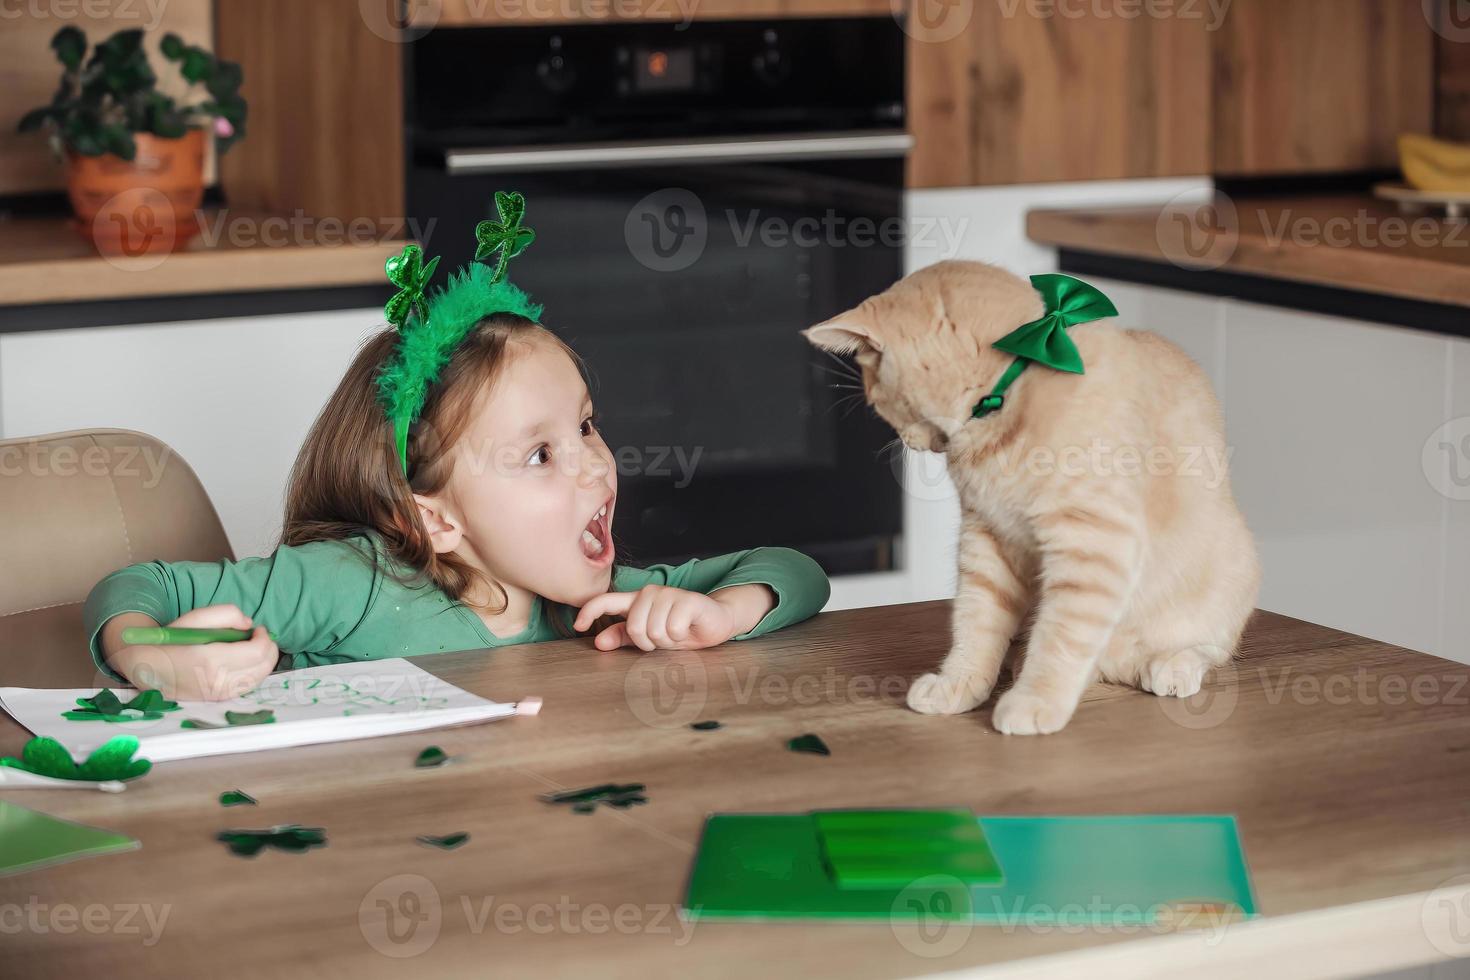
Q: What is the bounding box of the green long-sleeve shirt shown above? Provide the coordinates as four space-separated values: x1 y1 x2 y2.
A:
82 533 830 682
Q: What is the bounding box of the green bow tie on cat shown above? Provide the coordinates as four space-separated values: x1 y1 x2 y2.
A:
971 274 1119 419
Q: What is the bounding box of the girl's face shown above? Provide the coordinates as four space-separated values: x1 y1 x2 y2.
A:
429 336 617 608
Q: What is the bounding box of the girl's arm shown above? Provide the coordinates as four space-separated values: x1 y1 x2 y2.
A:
609 546 831 639
84 536 383 683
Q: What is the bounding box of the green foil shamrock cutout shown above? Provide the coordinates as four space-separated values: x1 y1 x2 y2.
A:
384 243 441 330
540 783 648 811
416 832 470 850
181 709 275 730
1 735 152 782
216 824 327 858
690 720 723 731
473 191 535 284
415 746 448 768
787 733 831 756
62 688 180 723
219 790 257 807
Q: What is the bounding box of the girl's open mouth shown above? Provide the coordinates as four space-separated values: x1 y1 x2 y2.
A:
580 500 614 565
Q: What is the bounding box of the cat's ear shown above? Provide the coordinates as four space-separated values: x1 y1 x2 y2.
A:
801 310 883 355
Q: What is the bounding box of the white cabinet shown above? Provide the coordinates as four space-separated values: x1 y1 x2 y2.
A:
0 309 378 559
1080 283 1467 665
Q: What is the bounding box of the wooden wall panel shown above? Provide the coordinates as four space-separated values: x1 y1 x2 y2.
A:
909 8 1212 188
1437 11 1470 141
1212 0 1434 175
0 1 214 197
216 0 404 225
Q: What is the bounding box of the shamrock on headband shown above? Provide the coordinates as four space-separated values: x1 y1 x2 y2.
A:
474 190 536 284
384 244 440 332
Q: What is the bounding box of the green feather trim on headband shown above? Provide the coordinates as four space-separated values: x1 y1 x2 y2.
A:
376 260 543 475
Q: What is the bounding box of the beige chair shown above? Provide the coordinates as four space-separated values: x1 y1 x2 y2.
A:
0 428 232 688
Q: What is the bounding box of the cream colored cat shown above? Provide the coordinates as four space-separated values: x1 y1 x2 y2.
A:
804 260 1260 735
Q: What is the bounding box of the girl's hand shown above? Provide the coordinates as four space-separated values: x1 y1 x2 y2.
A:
102 605 279 702
573 583 775 652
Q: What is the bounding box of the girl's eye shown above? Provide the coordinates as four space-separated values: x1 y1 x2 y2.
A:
527 445 552 467
580 413 600 438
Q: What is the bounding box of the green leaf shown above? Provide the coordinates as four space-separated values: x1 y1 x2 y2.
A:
51 26 87 71
18 737 79 778
180 47 212 84
160 33 184 60
127 690 180 714
220 790 257 807
205 60 243 102
787 733 831 756
102 125 137 161
79 689 124 715
416 832 470 850
17 107 55 133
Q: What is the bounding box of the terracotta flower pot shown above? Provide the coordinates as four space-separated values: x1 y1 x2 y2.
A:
64 128 206 257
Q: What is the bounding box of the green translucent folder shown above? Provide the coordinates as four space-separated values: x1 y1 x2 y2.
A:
684 811 1257 923
0 800 139 877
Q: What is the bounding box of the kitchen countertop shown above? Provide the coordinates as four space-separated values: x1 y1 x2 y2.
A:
4 600 1467 978
0 209 403 329
1027 194 1470 320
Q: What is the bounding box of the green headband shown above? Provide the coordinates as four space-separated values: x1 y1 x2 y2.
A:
377 191 540 477
971 274 1117 420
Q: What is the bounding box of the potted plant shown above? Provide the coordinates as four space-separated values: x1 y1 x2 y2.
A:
16 27 247 256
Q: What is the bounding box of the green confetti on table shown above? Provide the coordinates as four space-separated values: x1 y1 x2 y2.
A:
690 720 723 731
416 832 470 850
541 783 648 811
62 688 180 723
788 733 830 756
219 790 257 807
1 735 151 782
415 746 448 768
216 824 327 858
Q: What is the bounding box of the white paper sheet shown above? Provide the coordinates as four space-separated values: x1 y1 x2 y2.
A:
0 659 521 764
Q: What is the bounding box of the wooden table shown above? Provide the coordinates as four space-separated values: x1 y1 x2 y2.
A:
4 602 1469 978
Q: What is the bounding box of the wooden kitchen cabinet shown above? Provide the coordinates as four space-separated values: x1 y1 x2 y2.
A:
1211 0 1435 175
908 5 1212 187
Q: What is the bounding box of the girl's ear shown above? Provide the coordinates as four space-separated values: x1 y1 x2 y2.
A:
412 493 463 554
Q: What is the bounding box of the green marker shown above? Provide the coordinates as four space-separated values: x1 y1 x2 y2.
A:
121 627 277 646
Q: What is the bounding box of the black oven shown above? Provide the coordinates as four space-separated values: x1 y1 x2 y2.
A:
404 17 906 574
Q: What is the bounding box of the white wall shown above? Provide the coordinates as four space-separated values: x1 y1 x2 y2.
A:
1 309 378 559
823 177 1213 612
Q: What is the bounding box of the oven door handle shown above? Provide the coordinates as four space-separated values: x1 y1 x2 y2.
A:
442 130 913 175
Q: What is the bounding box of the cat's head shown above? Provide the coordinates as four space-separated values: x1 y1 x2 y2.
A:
801 260 1044 453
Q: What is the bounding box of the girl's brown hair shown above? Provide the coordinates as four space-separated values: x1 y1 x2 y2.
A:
281 313 587 626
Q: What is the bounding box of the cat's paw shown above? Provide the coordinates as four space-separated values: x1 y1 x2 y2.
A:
991 689 1073 735
906 672 990 715
1141 651 1212 698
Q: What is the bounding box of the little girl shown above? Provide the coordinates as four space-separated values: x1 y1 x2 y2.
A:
83 201 829 701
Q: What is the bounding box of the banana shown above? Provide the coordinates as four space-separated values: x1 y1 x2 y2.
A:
1400 133 1470 193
